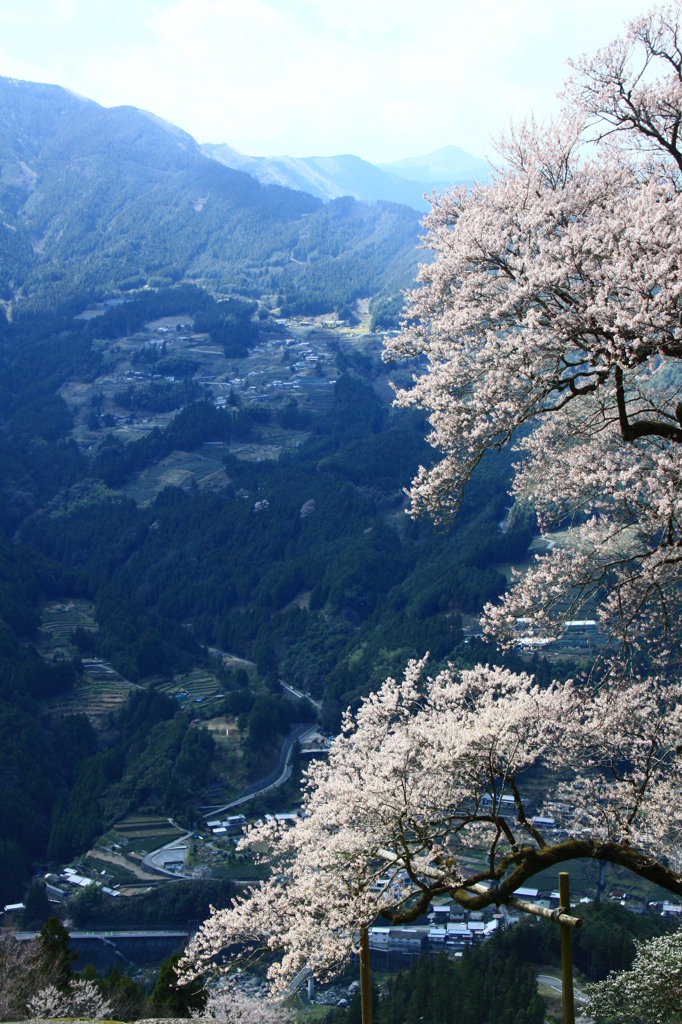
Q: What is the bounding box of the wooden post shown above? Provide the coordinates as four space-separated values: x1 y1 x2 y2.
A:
559 871 575 1024
359 924 373 1024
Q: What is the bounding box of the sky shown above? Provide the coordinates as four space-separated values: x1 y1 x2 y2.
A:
0 0 651 164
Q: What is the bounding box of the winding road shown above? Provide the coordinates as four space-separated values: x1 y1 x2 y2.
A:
537 973 588 1004
205 721 315 817
141 722 316 876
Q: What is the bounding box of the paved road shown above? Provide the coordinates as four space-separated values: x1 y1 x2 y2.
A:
206 722 315 818
141 722 317 877
142 826 191 876
279 679 321 711
537 973 588 1004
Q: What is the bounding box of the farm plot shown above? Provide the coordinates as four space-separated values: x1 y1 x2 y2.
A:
82 853 143 886
256 425 311 451
46 663 140 725
102 814 185 855
39 600 138 723
203 715 240 749
296 377 337 414
39 599 98 659
155 668 223 709
120 448 230 504
228 441 287 462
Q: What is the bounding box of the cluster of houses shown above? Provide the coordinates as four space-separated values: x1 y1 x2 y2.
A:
367 882 682 967
206 814 247 836
515 617 605 652
368 896 501 966
651 901 682 917
368 883 594 965
43 866 120 901
204 810 299 846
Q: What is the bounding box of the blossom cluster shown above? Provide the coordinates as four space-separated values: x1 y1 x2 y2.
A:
386 5 682 663
182 2 682 997
586 931 682 1023
26 979 112 1020
181 657 682 990
192 980 294 1024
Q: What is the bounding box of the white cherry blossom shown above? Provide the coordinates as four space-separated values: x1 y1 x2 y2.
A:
26 979 112 1020
586 930 682 1023
193 981 294 1024
182 3 682 994
180 658 682 991
385 5 682 664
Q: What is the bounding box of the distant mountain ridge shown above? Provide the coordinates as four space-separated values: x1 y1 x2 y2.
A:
0 76 420 313
202 144 490 211
378 146 491 184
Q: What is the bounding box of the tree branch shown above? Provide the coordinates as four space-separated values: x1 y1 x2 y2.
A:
386 838 682 923
614 366 682 443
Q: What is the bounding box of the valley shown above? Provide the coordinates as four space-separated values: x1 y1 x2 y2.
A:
0 281 541 916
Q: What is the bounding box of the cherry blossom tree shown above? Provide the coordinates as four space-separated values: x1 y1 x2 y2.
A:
586 930 682 1023
181 2 682 995
26 979 113 1021
192 980 295 1024
385 2 682 665
181 657 682 991
0 933 45 1020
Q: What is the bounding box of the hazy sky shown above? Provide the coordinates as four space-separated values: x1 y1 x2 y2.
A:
0 0 649 163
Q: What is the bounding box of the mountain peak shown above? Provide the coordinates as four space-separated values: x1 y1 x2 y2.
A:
377 146 490 184
201 144 489 210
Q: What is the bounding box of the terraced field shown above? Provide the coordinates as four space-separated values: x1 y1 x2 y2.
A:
102 815 185 855
40 600 141 724
155 668 222 710
39 599 98 659
60 312 351 504
46 665 141 724
120 447 231 505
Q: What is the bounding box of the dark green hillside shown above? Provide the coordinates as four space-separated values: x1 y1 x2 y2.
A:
362 904 674 1024
373 943 543 1024
0 77 420 311
0 287 543 896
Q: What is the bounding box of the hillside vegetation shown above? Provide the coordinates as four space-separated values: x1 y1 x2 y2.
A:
0 77 419 314
0 284 544 903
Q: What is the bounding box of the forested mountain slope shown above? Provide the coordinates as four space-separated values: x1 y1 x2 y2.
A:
0 77 420 312
202 143 490 211
0 78 534 913
203 146 438 210
0 288 541 903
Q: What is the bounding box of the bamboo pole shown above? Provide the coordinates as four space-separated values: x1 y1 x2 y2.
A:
465 881 582 929
374 849 583 929
359 924 373 1024
559 871 575 1024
